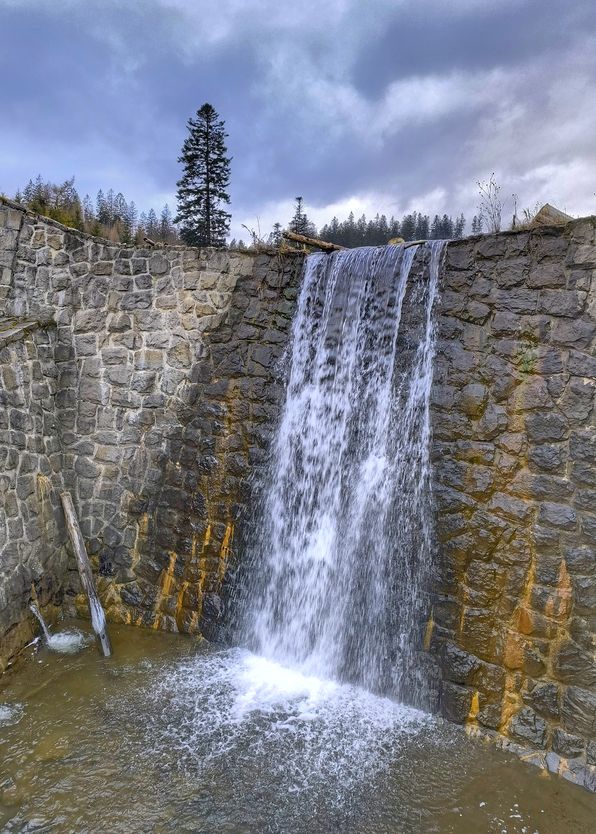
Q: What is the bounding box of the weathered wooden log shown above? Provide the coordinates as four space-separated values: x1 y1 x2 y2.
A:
282 231 345 252
403 240 427 248
60 492 112 657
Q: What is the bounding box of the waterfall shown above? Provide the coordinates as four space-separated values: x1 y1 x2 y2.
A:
237 241 445 708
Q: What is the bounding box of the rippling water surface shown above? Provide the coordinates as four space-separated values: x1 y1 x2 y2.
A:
1 624 593 834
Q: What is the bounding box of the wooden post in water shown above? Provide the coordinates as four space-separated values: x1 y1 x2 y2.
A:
60 492 112 657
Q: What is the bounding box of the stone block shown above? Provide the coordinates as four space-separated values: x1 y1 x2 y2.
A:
538 502 577 530
508 707 547 747
526 413 568 443
459 383 488 417
527 263 566 288
74 334 97 356
149 253 168 275
120 291 152 310
570 244 596 266
561 687 596 739
553 640 596 688
550 318 596 349
134 349 163 370
440 681 474 723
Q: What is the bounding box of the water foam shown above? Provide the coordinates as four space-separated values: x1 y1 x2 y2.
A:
46 629 93 654
143 648 429 798
0 703 24 725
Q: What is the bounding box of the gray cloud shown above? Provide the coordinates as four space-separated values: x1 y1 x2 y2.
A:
1 0 595 238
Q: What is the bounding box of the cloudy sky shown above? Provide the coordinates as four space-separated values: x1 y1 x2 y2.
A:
1 0 595 239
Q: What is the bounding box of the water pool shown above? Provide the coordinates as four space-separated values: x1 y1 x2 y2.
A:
1 623 593 834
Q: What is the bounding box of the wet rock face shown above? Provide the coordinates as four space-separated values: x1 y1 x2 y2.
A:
431 217 596 789
0 201 304 662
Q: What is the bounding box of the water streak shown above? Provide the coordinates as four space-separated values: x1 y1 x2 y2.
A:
29 602 92 654
238 241 445 707
29 603 51 642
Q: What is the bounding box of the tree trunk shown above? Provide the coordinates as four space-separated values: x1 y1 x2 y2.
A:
282 231 345 252
61 492 112 657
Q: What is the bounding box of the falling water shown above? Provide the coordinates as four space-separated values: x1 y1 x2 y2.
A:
29 602 92 654
238 241 445 707
30 603 52 642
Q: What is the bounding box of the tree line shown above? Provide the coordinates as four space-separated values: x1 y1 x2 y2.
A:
12 103 483 248
13 175 179 244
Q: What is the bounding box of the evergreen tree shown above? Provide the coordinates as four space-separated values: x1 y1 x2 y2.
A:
268 222 283 246
356 213 367 244
146 208 159 240
289 196 316 237
96 190 110 226
454 213 466 239
159 204 176 243
82 194 94 222
400 213 417 241
415 214 430 240
440 214 454 238
471 214 484 235
175 103 231 247
389 216 401 239
127 201 138 238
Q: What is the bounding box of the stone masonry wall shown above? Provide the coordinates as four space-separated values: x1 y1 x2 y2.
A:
1 197 595 786
0 199 303 666
431 217 596 789
0 321 68 671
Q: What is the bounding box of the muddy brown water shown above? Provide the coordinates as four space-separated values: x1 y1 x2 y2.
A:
0 622 593 834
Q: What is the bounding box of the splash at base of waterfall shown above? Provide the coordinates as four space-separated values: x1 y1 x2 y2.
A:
143 646 429 797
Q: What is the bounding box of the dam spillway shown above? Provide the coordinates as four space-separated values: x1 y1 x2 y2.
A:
1 200 595 796
237 242 444 708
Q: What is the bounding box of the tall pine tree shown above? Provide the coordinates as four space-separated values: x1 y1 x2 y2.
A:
175 103 231 247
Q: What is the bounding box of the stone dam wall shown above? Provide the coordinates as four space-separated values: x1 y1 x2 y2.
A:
0 200 303 664
431 221 596 788
0 199 594 786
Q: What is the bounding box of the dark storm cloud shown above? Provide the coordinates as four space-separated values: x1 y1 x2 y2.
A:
1 0 595 235
352 0 596 96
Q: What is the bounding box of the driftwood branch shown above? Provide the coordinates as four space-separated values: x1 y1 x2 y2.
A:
403 240 427 248
282 231 345 252
61 492 112 657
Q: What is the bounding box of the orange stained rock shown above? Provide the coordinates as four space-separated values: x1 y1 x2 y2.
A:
517 606 534 635
176 581 188 614
503 629 524 670
467 691 480 724
218 522 234 581
423 610 435 652
160 551 177 598
543 562 572 620
499 673 523 731
556 560 572 617
151 551 178 627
